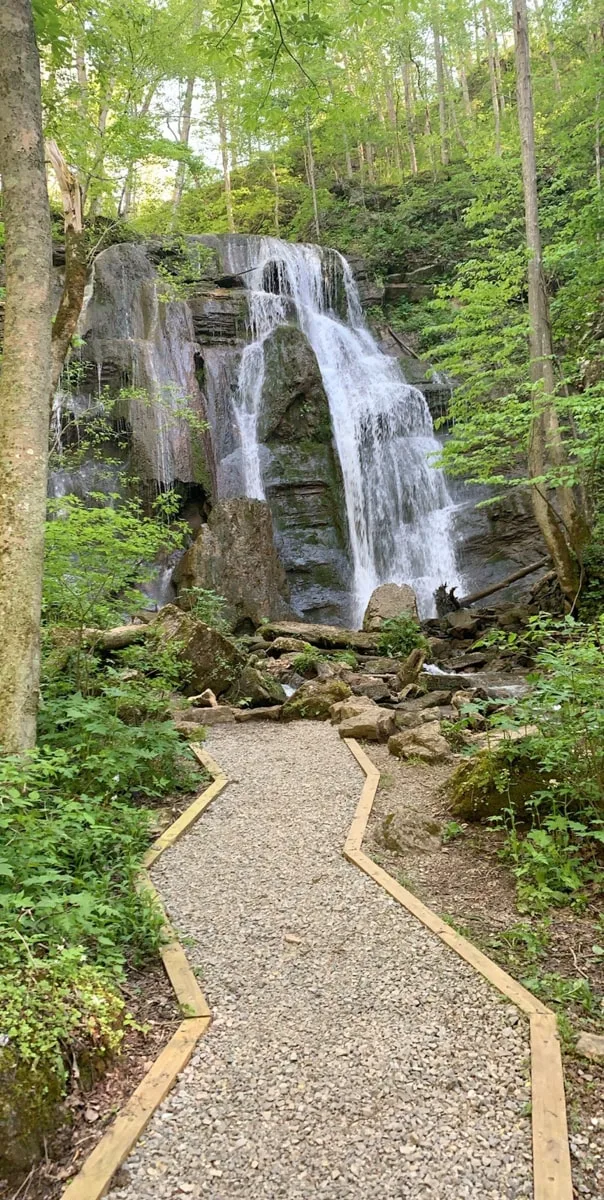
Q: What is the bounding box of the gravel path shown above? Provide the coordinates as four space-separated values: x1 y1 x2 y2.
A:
113 723 532 1200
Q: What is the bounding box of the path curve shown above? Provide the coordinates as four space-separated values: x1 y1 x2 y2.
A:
114 723 532 1200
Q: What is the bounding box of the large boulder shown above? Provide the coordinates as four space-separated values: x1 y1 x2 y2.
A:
358 656 401 675
229 664 286 708
152 605 246 696
380 810 442 855
388 721 452 763
338 708 395 742
447 742 545 821
281 678 351 721
173 498 292 631
362 583 419 631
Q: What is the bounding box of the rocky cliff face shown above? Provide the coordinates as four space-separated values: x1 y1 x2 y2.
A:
257 326 351 623
50 233 543 626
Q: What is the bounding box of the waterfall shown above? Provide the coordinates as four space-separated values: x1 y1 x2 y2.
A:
221 236 462 622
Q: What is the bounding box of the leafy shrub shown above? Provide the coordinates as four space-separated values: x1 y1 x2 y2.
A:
37 687 195 800
466 616 604 910
43 492 186 634
377 615 427 658
0 746 165 967
178 586 230 632
292 644 357 675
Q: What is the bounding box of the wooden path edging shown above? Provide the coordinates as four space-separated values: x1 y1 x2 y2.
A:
342 737 573 1200
60 745 226 1200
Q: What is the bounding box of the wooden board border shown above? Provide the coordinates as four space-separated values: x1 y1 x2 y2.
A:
61 742 226 1200
342 737 573 1200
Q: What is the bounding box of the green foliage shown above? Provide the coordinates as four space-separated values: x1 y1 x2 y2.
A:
377 616 427 659
476 617 604 911
179 586 230 632
291 643 357 674
441 820 465 844
0 949 125 1079
520 971 600 1018
43 492 186 633
0 742 166 968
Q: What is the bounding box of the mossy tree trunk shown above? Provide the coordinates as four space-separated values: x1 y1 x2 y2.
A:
0 0 53 752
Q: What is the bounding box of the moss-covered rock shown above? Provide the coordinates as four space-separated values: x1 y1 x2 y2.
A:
230 664 286 707
447 741 546 822
281 678 351 721
152 604 246 696
0 1050 64 1175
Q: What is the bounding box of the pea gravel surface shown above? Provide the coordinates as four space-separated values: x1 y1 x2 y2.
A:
112 723 533 1200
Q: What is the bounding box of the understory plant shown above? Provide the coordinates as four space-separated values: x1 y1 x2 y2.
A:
477 616 604 911
0 491 203 1127
377 615 427 659
292 644 357 674
178 585 230 632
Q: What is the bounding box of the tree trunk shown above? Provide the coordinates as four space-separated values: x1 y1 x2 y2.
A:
172 76 195 214
215 75 235 233
483 3 502 154
444 59 467 150
86 81 113 216
305 110 321 239
489 10 506 112
46 141 87 399
271 157 280 234
402 61 418 174
513 0 588 601
383 70 403 173
343 128 354 180
0 0 53 752
365 140 376 184
535 0 561 93
432 22 449 165
459 62 473 119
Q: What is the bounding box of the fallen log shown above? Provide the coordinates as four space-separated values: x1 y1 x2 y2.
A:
386 325 422 361
458 557 550 607
82 625 149 651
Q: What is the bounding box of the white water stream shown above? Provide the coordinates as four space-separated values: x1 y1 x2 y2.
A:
222 237 462 622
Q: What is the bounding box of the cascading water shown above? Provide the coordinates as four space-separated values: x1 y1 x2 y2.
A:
223 236 462 622
233 290 286 498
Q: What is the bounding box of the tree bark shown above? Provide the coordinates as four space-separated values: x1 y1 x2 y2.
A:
402 61 418 174
172 76 195 214
382 69 403 173
513 0 588 601
0 0 53 751
271 157 280 234
459 62 473 119
214 75 235 233
365 140 376 184
432 22 449 165
86 80 113 216
483 3 502 154
46 140 87 399
305 110 321 239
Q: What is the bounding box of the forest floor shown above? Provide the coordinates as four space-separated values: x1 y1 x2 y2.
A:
363 744 604 1199
110 723 532 1200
